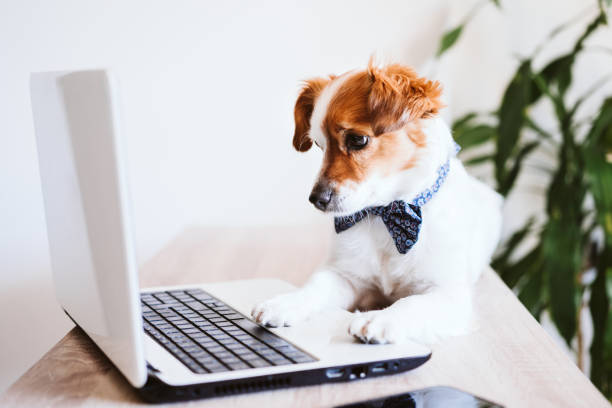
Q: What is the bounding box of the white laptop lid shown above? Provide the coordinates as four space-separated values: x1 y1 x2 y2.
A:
30 70 147 387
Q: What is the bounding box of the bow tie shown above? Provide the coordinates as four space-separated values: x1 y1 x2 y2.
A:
334 201 422 254
333 143 459 254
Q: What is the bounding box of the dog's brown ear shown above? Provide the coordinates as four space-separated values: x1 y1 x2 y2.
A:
367 62 443 135
293 77 330 152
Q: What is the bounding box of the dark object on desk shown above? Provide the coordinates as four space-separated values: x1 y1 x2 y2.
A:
336 386 502 408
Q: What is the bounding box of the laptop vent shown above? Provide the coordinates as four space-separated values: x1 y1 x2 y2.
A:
213 377 292 396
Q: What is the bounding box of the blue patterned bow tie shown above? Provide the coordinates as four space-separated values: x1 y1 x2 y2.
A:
334 143 459 254
334 201 422 254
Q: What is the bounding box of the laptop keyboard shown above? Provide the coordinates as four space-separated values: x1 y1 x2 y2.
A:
141 288 317 374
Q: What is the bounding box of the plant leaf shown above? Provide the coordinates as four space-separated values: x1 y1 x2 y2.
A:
464 154 494 166
524 115 556 141
518 258 545 316
542 218 580 345
455 124 497 150
452 113 477 133
492 218 535 271
574 13 608 53
495 60 533 194
589 261 612 393
490 0 501 8
541 130 585 346
437 25 463 57
585 97 612 149
498 243 542 289
570 75 612 119
499 141 539 196
533 72 567 122
540 54 574 97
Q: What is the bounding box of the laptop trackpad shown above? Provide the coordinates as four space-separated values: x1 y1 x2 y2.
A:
201 279 432 364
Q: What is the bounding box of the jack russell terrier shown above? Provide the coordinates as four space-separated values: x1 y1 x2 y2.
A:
252 61 503 344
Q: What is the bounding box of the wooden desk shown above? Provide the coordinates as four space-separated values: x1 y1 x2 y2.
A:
1 226 609 407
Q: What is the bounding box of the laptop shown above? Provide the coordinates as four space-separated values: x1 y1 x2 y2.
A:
29 70 431 402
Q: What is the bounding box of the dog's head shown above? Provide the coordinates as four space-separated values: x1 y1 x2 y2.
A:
293 62 444 214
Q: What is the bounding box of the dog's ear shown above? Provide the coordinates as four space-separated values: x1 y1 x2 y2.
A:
293 77 331 152
367 62 443 135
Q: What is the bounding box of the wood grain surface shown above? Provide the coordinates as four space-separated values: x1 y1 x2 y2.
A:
1 226 609 407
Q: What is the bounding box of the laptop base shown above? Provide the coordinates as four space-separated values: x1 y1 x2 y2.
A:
140 355 430 403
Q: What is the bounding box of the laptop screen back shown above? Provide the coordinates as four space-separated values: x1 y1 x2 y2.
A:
30 70 147 387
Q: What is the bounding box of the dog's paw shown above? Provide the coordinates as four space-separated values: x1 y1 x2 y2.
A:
348 310 406 344
251 292 314 328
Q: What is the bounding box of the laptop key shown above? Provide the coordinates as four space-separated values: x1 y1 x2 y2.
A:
141 294 159 303
264 354 292 365
291 354 317 363
185 301 207 310
221 356 241 364
156 295 180 304
248 358 271 368
226 362 250 370
206 364 229 373
261 336 291 347
192 366 207 374
240 352 262 360
183 328 200 334
197 356 220 365
284 349 310 359
250 343 271 352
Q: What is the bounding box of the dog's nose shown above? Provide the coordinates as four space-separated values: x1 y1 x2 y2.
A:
309 183 333 211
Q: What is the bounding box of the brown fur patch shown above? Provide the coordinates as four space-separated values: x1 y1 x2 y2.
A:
405 119 427 147
293 77 331 152
367 62 444 135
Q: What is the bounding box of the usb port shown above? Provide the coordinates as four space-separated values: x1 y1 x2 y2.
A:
370 362 387 374
325 368 345 379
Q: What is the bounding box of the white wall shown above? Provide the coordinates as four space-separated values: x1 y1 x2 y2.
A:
1 0 610 393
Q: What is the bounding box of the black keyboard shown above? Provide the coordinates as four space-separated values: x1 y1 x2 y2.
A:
141 288 317 374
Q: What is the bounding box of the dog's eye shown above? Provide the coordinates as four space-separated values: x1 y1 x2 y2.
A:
345 133 369 151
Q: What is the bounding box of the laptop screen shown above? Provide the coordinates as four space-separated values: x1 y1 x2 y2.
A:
30 70 147 387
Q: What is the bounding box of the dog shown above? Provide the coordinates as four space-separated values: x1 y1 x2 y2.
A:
251 61 503 344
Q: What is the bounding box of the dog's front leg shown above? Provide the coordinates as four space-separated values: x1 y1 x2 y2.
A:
348 285 474 344
251 268 357 327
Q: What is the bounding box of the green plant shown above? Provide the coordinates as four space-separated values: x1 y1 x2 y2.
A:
436 0 612 398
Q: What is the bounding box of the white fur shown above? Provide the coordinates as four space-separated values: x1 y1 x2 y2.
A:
252 90 503 345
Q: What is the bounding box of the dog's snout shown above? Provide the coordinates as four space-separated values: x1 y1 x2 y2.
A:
309 183 333 211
